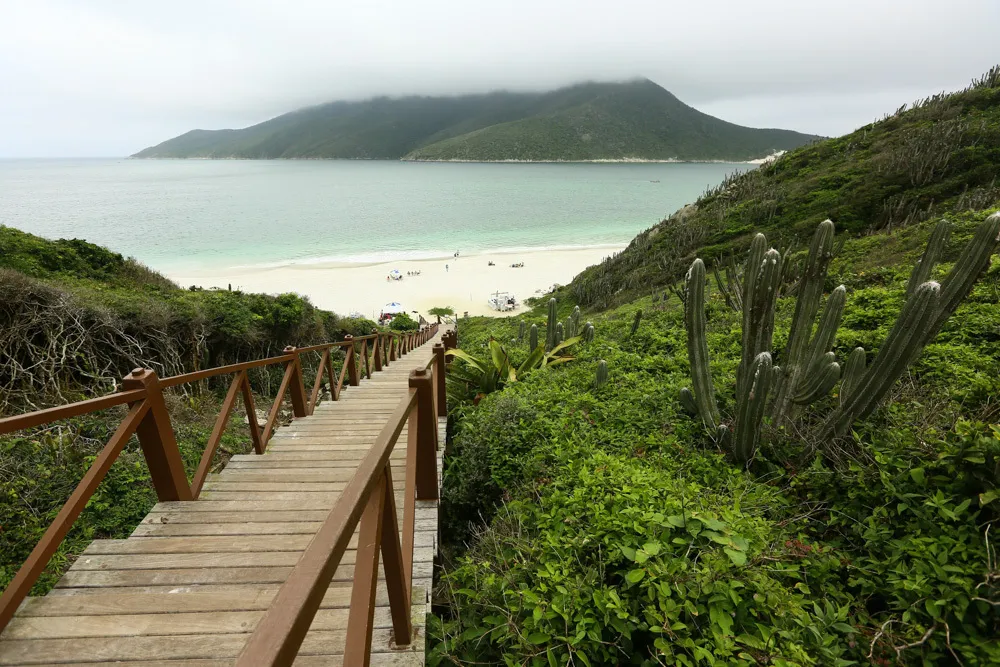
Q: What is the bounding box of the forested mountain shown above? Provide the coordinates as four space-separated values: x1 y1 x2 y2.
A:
133 79 819 162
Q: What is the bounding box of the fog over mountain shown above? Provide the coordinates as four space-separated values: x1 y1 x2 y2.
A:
1 0 997 157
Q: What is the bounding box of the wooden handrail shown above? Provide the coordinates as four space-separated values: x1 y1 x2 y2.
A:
0 322 441 636
235 357 442 666
0 388 147 435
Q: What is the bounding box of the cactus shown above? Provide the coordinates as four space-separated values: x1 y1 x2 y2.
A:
840 347 866 404
823 213 1000 438
518 319 526 343
582 322 595 342
679 388 698 416
738 248 781 395
823 281 941 438
595 360 608 389
571 306 581 330
529 323 538 351
771 221 842 424
555 322 564 346
733 352 774 465
629 309 642 337
546 298 557 350
929 213 1000 336
682 259 720 428
905 219 949 298
564 316 576 339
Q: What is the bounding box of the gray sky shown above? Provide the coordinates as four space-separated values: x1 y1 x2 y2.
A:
1 0 997 157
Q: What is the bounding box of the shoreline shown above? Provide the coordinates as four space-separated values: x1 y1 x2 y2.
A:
129 154 778 164
165 245 624 319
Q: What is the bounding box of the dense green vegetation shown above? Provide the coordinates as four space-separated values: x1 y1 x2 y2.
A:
132 80 818 162
432 71 1000 665
572 67 1000 308
0 226 377 592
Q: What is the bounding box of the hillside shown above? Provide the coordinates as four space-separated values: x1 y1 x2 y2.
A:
0 227 377 593
132 80 819 162
432 68 1000 664
570 67 1000 307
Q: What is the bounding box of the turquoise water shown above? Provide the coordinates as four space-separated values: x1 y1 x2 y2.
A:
0 159 751 271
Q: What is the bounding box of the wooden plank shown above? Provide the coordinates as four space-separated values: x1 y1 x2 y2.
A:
85 533 435 554
55 561 434 588
3 604 423 639
132 519 438 537
17 583 425 615
140 507 436 525
0 627 420 664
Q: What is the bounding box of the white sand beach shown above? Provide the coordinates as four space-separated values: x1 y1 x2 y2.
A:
165 246 624 319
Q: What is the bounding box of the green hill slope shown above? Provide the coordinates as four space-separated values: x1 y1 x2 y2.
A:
132 80 819 161
570 68 1000 307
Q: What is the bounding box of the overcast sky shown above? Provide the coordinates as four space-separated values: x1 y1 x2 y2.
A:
1 0 998 157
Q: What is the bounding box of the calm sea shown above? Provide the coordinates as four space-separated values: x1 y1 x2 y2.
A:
0 159 751 272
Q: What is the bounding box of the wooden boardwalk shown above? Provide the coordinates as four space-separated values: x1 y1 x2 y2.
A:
0 330 447 666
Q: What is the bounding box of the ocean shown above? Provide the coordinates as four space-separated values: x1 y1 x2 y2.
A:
0 159 752 272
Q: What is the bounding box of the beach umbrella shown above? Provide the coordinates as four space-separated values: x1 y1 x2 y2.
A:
383 302 405 314
388 269 402 278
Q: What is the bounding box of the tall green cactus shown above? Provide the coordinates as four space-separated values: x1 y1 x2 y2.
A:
733 352 774 465
824 213 1000 438
679 214 1000 463
929 213 1000 336
572 306 581 331
518 319 526 343
546 298 558 350
582 322 595 342
529 324 539 351
739 248 782 395
555 322 564 346
595 360 609 389
823 281 941 438
840 347 866 404
564 316 576 339
906 219 950 298
630 309 643 337
771 221 844 424
682 259 720 429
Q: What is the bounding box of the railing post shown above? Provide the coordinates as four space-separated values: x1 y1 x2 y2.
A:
433 343 447 417
345 336 360 386
121 369 192 501
374 333 383 372
408 369 438 500
389 334 397 362
283 347 309 418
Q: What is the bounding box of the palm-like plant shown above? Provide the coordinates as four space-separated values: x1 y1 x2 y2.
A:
446 337 578 404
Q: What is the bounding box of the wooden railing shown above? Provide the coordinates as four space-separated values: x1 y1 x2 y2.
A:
235 340 449 666
0 324 442 636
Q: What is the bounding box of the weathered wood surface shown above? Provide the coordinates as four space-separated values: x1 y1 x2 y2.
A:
0 331 446 665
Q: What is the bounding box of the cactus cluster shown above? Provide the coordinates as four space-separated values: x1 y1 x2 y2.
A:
594 360 608 389
681 213 1000 465
821 214 1000 438
582 322 595 342
554 322 564 346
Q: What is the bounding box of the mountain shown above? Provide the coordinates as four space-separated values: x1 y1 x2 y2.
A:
569 67 1000 307
132 80 820 162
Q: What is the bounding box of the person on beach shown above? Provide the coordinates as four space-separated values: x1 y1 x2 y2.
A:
445 264 449 272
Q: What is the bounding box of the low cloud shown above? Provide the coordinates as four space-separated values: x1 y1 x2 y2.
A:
1 0 997 156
